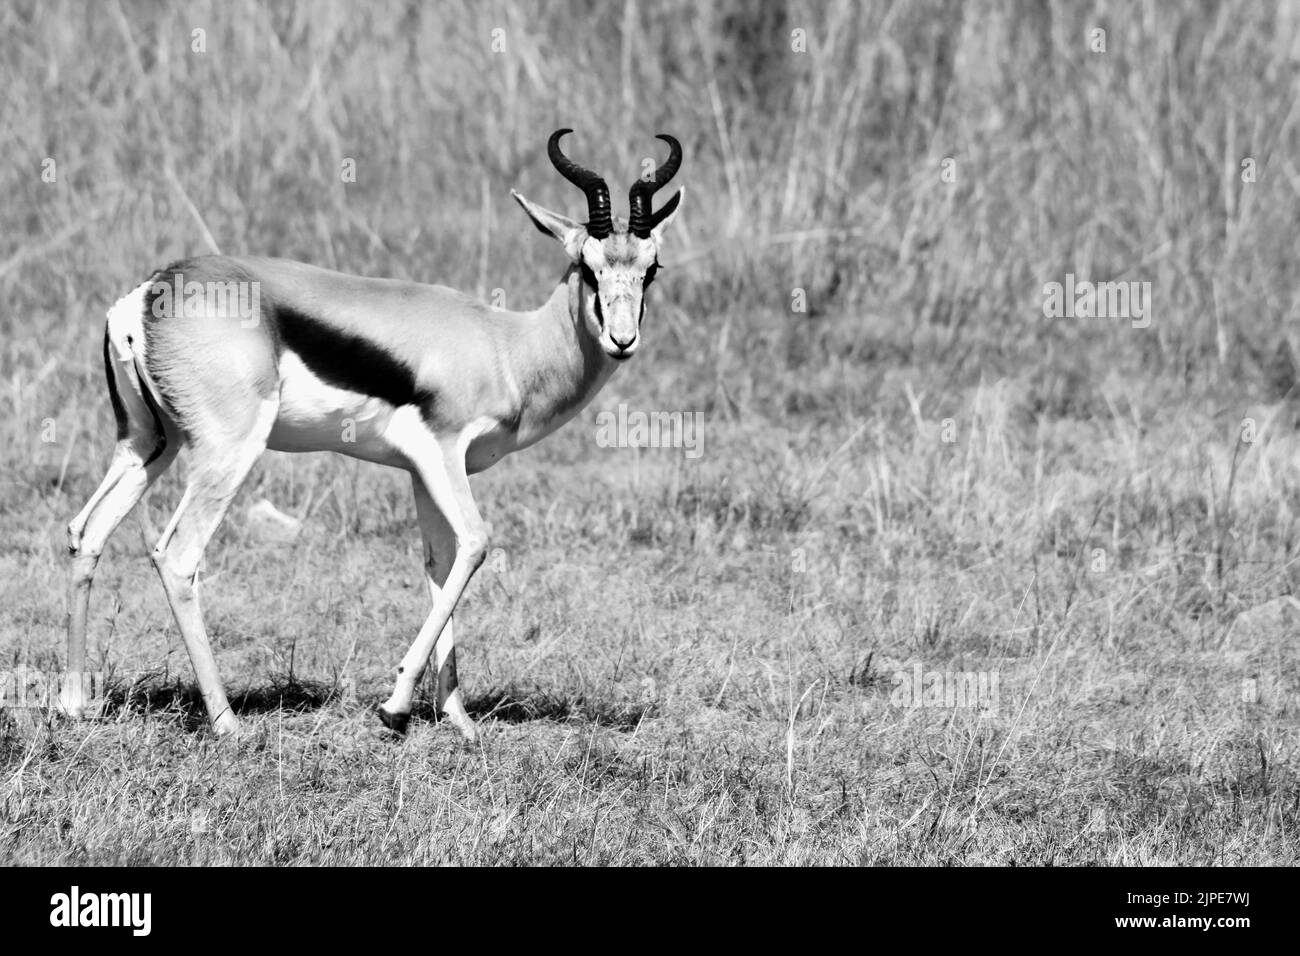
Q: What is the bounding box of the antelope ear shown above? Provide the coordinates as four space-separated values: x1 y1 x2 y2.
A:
512 190 587 261
650 187 684 245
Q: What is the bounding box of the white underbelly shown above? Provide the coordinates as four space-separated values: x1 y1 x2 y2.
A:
266 350 403 465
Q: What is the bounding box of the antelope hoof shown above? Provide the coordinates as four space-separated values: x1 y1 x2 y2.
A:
441 690 479 744
448 715 479 744
57 693 85 720
377 706 410 735
212 711 242 738
58 676 89 719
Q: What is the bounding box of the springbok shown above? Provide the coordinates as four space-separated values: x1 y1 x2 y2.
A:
62 129 684 740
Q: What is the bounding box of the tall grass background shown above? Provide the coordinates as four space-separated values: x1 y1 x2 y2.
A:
8 1 1299 362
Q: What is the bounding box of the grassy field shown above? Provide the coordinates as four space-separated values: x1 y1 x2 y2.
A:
2 0 1299 864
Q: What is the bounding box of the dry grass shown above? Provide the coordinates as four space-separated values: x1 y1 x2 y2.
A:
1 0 1299 864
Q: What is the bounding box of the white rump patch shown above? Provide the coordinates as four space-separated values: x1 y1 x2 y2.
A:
105 281 150 363
104 280 170 426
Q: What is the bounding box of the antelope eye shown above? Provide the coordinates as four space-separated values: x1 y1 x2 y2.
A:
580 261 600 290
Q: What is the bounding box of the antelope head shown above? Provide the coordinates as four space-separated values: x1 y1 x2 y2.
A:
513 128 684 360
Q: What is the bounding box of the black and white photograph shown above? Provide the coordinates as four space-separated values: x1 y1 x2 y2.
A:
0 0 1294 904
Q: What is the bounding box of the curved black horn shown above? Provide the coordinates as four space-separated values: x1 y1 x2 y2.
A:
628 134 682 238
548 128 612 239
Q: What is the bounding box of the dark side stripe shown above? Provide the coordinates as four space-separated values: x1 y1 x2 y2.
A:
103 325 128 441
132 353 170 466
273 303 429 408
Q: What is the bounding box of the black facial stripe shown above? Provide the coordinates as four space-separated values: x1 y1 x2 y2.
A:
275 302 429 408
643 260 659 289
579 261 599 291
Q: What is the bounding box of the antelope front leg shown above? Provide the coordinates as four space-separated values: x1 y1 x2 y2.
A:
408 473 476 738
378 415 486 739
